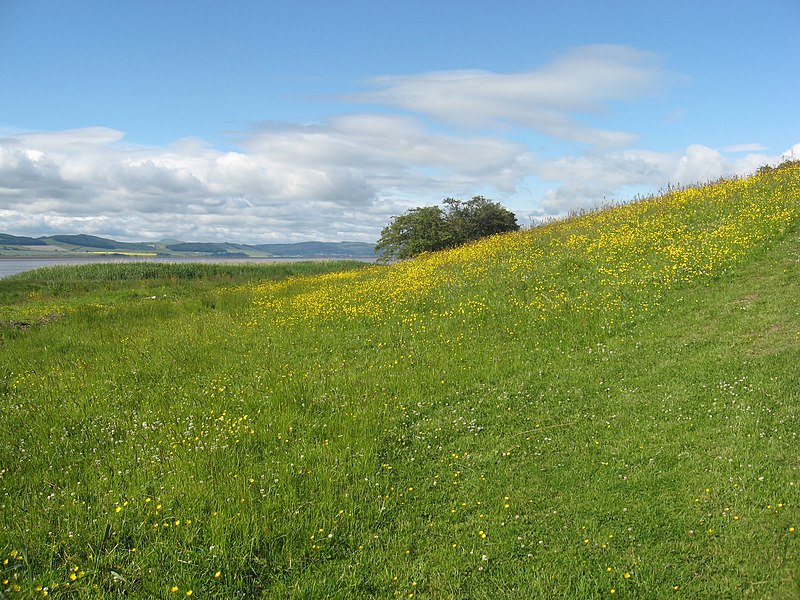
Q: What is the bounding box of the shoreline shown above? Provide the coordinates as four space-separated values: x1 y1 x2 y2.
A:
0 255 377 279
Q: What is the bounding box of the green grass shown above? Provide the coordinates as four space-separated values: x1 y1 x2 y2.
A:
1 166 799 598
0 261 368 329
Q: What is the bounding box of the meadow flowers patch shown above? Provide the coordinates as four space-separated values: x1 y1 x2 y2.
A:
250 164 799 333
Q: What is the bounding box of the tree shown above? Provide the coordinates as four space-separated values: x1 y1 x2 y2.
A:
375 196 519 261
374 205 452 261
444 196 520 244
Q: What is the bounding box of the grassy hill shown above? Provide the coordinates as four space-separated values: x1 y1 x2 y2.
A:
0 163 798 598
0 234 47 246
46 234 147 252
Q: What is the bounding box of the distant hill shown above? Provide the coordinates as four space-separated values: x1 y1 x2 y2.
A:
48 234 146 251
165 242 247 255
253 241 377 257
0 233 378 258
0 234 47 246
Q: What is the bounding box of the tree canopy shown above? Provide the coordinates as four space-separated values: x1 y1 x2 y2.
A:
375 196 519 261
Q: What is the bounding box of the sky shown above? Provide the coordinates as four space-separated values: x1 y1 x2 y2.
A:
1 0 798 244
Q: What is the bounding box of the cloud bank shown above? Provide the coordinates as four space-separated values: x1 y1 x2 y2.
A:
0 118 533 242
532 144 786 216
0 45 793 243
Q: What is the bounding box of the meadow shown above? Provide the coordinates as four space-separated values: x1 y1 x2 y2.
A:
1 162 799 598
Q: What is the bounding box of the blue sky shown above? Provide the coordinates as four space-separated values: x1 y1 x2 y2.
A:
1 0 798 243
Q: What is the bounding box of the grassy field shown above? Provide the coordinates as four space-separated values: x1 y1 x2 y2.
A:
1 163 799 598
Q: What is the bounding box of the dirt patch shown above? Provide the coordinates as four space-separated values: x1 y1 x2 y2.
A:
2 313 64 330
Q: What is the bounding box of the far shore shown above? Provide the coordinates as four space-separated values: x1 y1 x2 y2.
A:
0 255 376 279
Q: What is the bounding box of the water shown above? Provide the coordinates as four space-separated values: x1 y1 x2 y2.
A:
0 256 371 279
0 257 105 278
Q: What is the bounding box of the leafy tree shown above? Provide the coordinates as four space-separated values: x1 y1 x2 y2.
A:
374 205 453 261
376 196 519 261
444 196 520 244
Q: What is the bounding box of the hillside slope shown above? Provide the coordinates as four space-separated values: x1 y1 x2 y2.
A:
0 163 798 598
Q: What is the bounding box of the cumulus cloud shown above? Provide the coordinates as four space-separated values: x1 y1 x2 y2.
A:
782 143 800 161
0 116 535 242
2 121 792 241
529 143 793 217
672 144 728 183
0 128 380 242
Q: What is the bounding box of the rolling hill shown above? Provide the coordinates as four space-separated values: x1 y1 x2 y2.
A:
0 162 798 598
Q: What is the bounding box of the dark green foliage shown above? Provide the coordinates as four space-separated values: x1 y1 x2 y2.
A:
375 205 453 260
375 196 519 260
443 196 520 243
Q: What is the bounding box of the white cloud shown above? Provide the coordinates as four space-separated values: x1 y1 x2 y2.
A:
782 143 800 161
1 45 791 243
12 127 125 151
351 44 670 147
528 143 793 217
3 123 792 242
239 115 534 194
672 144 728 183
722 143 767 153
0 117 535 242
